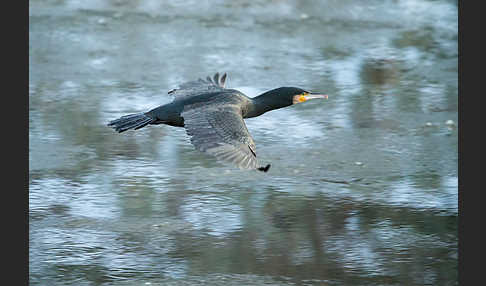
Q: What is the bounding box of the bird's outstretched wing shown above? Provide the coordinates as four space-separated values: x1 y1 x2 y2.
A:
181 101 262 170
168 72 228 101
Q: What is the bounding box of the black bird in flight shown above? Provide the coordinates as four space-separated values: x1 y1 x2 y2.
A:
108 73 328 172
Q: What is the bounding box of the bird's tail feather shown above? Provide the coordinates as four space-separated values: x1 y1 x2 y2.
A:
108 113 155 133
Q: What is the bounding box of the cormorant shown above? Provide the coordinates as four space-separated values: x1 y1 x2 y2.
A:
108 73 328 172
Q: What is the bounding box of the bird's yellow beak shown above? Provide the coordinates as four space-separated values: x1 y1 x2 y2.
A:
295 92 328 104
304 93 328 101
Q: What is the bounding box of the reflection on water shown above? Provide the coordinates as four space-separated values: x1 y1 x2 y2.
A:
30 0 457 285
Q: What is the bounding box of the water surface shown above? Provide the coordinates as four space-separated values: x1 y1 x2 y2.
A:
30 0 458 285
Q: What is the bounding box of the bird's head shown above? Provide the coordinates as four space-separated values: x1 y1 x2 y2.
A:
266 87 328 105
248 86 328 118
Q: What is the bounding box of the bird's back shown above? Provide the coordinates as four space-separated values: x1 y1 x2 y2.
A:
148 74 251 127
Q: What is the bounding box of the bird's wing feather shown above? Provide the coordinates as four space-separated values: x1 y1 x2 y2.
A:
169 72 228 101
182 102 259 170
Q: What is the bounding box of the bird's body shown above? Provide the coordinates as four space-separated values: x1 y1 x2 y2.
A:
108 73 327 172
147 89 251 127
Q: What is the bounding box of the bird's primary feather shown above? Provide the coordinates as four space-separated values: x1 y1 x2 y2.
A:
168 72 228 102
181 96 259 170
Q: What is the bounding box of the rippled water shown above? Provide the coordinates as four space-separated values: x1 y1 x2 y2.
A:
30 0 457 285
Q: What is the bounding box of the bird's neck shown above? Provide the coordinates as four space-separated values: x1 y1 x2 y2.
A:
245 90 291 118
